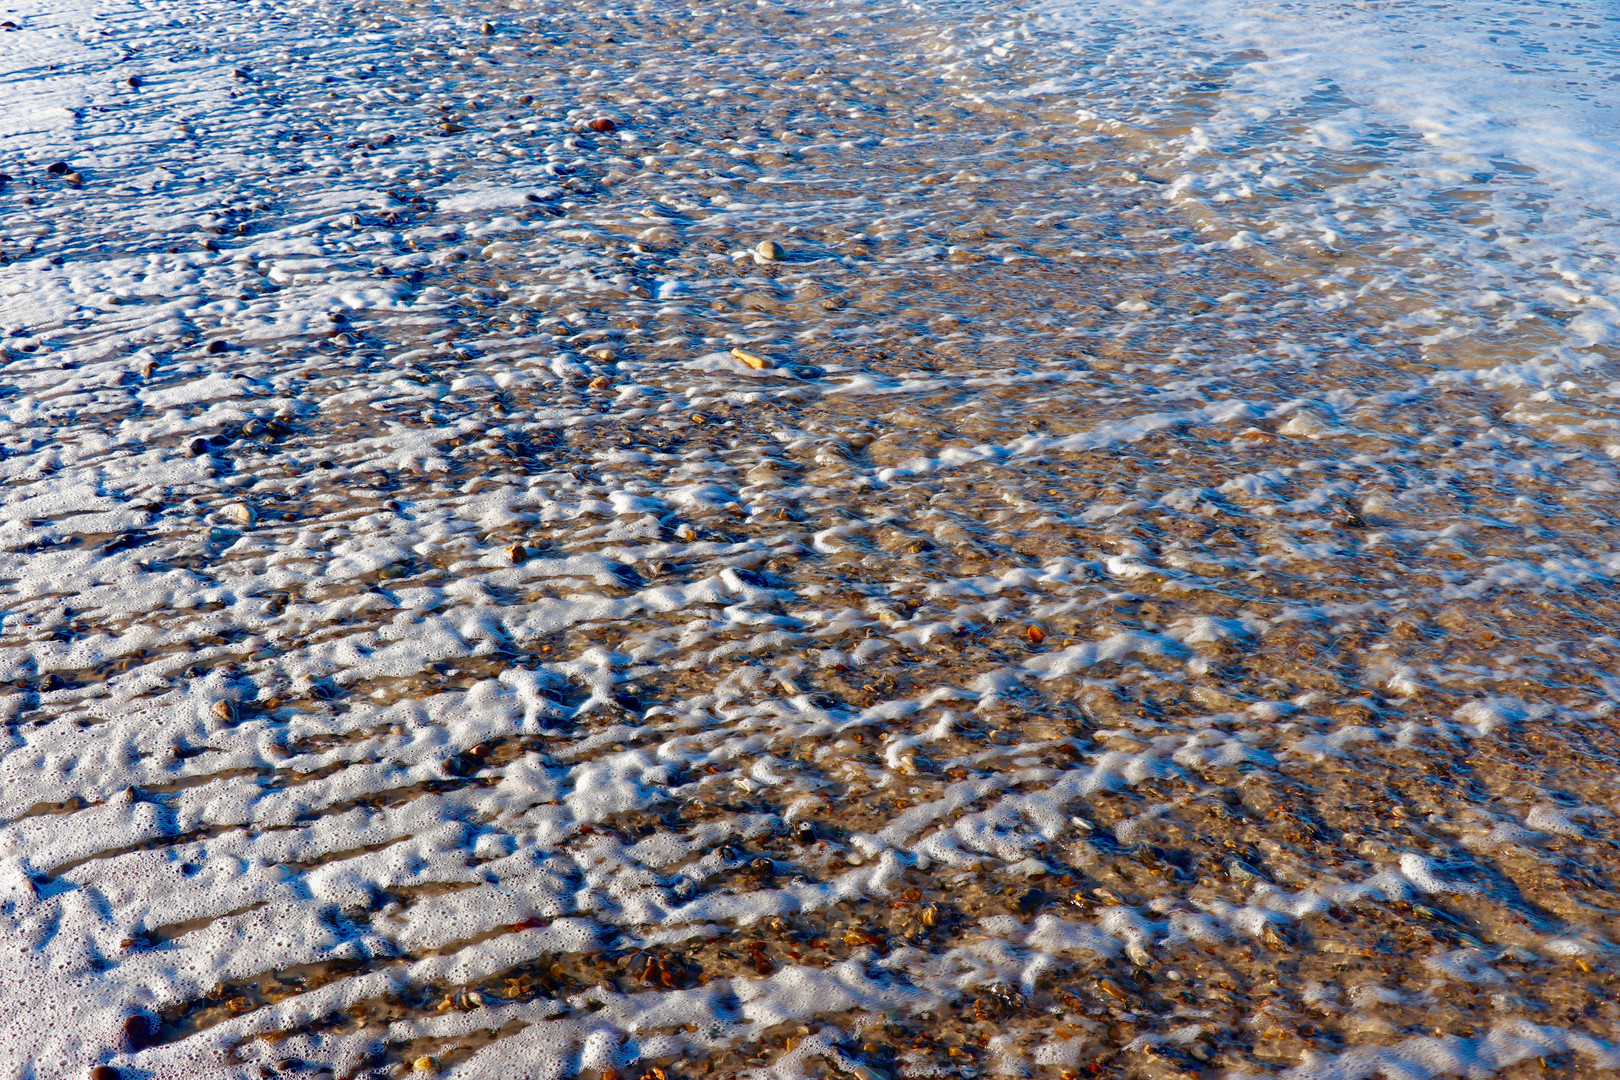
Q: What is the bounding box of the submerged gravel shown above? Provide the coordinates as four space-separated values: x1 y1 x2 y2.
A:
1 0 1619 1077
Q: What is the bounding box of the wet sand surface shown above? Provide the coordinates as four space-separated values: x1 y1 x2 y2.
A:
2 0 1620 1077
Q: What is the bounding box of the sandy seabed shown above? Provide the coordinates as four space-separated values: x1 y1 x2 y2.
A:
1 0 1620 1077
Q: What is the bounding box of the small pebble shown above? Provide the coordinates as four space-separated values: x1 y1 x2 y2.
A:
588 375 612 390
204 339 228 354
755 239 785 261
120 1014 155 1051
412 1056 437 1074
480 20 494 32
220 502 255 527
89 1068 120 1080
586 116 616 133
731 347 771 370
126 75 141 88
1096 976 1130 1002
212 700 236 724
45 161 70 176
507 543 527 564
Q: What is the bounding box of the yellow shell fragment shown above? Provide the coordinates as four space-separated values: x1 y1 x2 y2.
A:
731 347 771 370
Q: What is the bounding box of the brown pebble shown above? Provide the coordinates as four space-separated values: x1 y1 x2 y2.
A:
120 1014 155 1051
1026 625 1046 644
507 543 527 564
586 117 617 133
90 1067 120 1080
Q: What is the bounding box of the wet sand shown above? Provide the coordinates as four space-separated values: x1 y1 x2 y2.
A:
2 0 1619 1076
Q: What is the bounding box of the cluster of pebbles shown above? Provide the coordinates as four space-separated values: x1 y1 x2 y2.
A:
1 0 1619 1077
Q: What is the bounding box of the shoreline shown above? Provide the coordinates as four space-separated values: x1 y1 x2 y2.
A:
1 0 1619 1077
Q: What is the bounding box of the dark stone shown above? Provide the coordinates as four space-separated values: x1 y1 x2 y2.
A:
443 753 479 778
120 1013 156 1052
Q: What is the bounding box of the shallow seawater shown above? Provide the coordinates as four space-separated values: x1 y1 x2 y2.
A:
1 0 1619 1077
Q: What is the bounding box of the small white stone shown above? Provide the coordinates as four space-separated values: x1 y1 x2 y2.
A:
754 239 785 262
220 502 255 526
